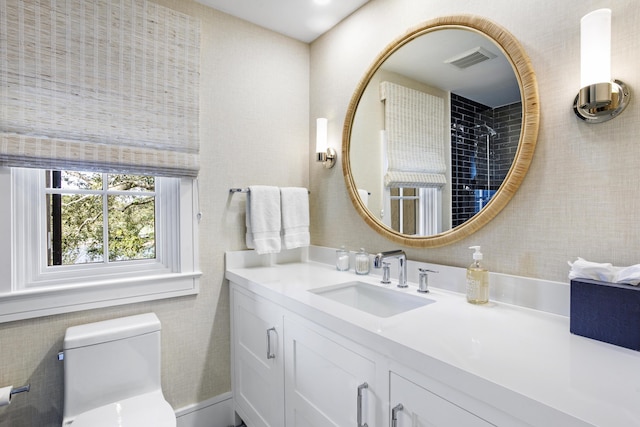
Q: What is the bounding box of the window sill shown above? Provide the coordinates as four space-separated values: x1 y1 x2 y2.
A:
0 272 201 323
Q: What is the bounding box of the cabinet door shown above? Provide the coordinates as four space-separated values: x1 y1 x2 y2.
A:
231 285 285 427
284 317 378 427
390 372 494 427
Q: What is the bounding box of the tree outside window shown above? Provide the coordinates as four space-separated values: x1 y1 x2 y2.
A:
45 171 156 266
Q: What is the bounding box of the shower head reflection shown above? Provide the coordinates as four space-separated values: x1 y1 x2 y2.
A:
474 123 497 137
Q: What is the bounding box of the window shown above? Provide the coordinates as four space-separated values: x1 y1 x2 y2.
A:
388 187 442 236
45 171 157 266
0 167 200 323
0 0 201 323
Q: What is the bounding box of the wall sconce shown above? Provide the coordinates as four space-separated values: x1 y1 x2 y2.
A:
316 117 336 168
573 8 631 123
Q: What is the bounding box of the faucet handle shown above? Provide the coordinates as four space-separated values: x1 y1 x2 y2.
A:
381 262 391 285
418 268 438 293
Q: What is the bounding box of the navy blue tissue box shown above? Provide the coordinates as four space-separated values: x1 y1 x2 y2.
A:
570 278 640 351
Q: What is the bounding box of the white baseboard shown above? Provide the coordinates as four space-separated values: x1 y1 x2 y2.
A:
175 392 237 427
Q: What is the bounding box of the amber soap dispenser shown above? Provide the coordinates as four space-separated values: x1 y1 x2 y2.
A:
466 246 489 304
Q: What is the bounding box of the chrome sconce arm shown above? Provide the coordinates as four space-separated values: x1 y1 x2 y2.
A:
574 80 631 123
316 147 337 168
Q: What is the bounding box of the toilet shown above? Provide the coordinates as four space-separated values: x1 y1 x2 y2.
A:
61 313 176 426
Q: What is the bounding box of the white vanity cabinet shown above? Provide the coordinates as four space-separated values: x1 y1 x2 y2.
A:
389 372 494 427
226 253 637 427
284 315 378 426
230 283 517 427
230 285 285 427
229 278 591 427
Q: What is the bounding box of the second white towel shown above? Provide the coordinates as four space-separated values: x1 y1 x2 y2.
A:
280 187 310 250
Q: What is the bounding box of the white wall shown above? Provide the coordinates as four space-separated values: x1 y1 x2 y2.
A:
309 0 640 283
0 1 309 425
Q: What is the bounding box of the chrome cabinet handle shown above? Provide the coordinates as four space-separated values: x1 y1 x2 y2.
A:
357 382 369 427
391 403 403 427
266 327 276 359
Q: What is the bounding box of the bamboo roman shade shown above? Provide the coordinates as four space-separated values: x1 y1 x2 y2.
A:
380 81 446 188
0 0 200 177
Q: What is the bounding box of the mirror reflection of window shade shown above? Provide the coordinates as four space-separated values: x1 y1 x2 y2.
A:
380 81 446 188
0 0 200 178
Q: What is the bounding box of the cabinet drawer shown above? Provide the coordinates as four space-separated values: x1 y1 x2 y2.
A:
390 372 494 426
284 317 377 427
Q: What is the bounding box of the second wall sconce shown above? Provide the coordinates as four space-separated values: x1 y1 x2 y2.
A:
573 8 631 123
316 117 336 168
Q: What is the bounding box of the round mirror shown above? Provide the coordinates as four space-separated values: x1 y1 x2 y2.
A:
342 15 539 247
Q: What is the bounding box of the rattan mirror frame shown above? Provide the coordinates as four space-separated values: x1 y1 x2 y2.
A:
342 15 539 248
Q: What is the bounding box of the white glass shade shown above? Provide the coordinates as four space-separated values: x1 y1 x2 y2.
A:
580 9 611 88
316 118 328 153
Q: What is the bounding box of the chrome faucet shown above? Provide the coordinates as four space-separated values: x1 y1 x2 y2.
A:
373 250 407 288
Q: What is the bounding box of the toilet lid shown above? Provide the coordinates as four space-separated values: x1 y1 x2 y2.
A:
64 391 176 427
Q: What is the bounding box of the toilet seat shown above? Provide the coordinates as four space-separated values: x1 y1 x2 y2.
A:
63 391 176 427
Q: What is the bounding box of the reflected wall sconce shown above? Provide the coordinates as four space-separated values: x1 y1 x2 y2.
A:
316 117 336 168
573 8 631 123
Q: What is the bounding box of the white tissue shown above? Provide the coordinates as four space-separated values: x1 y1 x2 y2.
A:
0 386 12 407
616 264 640 286
568 257 640 286
568 258 617 282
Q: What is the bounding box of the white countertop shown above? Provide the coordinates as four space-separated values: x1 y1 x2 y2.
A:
225 249 640 427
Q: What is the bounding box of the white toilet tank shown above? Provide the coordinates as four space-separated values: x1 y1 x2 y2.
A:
62 313 175 425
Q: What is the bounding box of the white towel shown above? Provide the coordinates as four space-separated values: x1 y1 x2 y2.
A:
280 187 310 250
246 186 281 254
245 199 254 249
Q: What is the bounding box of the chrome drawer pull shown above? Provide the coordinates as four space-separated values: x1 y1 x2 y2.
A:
266 327 276 359
357 382 369 427
391 403 404 427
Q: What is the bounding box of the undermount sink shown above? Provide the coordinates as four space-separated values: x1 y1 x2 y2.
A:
309 281 434 318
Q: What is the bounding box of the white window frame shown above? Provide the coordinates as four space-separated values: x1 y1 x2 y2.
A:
0 167 200 323
385 187 442 236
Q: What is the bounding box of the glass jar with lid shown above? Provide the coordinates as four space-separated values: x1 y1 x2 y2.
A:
355 248 370 275
336 246 350 271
